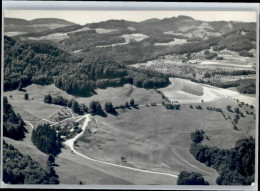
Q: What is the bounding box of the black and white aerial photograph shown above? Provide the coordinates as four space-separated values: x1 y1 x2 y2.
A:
1 2 259 189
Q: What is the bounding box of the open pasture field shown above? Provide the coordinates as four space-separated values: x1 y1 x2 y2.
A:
76 84 163 107
20 32 70 41
4 31 27 36
56 142 178 185
4 98 65 122
7 83 164 109
97 33 149 47
197 98 256 148
199 60 255 70
155 38 187 46
95 28 118 34
4 87 68 121
121 33 149 42
75 93 255 184
77 102 248 184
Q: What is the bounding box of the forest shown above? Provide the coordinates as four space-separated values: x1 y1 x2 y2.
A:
78 29 256 65
4 36 169 97
190 78 256 94
3 141 59 184
189 136 255 185
177 171 209 185
3 96 27 140
31 123 62 155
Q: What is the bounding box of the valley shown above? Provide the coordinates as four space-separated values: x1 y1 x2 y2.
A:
2 12 257 187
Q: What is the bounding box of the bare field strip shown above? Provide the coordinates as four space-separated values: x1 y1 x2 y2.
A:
159 78 256 105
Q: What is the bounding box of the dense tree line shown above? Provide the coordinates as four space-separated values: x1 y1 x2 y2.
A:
190 78 255 94
44 94 71 108
31 123 62 155
104 102 116 114
164 103 180 110
189 137 255 185
177 171 209 185
3 96 26 140
212 70 256 76
3 141 59 184
44 94 114 116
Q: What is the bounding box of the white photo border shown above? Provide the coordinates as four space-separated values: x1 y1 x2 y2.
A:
1 1 259 190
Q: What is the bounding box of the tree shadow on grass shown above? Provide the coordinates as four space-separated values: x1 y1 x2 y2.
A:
126 106 132 110
109 109 119 116
75 110 84 115
133 105 139 110
91 110 108 118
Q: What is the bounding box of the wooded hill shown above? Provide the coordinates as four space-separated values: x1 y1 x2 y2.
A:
3 141 59 184
3 96 27 140
4 36 169 97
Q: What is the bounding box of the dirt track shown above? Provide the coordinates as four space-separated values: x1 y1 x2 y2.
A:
64 114 178 179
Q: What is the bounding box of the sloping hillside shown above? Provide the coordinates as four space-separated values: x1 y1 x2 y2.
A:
4 17 76 35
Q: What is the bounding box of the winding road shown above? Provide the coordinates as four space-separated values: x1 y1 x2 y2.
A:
64 114 178 178
25 112 178 178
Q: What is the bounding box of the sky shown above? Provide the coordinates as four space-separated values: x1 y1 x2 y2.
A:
4 10 257 25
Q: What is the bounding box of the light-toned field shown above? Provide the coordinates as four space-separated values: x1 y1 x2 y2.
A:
73 49 84 54
39 33 70 40
67 27 92 34
159 78 256 106
155 38 187 46
4 87 69 121
95 28 118 34
121 33 149 42
20 33 70 41
164 23 222 39
4 31 28 36
127 27 136 31
4 98 65 121
199 60 255 70
97 33 149 48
